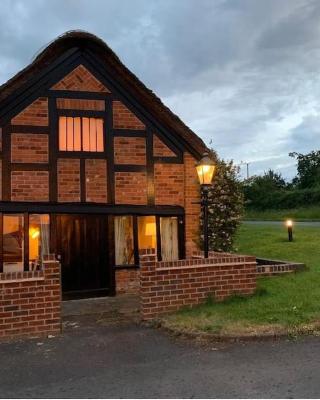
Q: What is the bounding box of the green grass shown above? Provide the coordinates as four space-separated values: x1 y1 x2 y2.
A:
162 224 320 335
245 206 320 221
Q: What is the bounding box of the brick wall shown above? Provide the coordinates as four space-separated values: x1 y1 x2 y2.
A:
57 158 80 202
115 171 147 205
114 137 146 165
113 101 145 130
184 152 201 256
154 163 184 206
11 97 48 126
139 250 257 320
56 98 105 111
11 133 48 163
51 65 109 92
0 260 61 341
116 269 140 294
11 171 49 201
153 134 176 157
85 159 107 202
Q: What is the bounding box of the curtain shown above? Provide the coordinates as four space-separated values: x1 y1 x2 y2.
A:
115 216 134 265
40 215 50 261
160 217 179 261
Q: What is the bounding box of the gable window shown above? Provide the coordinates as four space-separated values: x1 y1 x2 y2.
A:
59 116 104 152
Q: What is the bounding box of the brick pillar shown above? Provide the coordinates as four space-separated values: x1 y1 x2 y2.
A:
139 249 157 320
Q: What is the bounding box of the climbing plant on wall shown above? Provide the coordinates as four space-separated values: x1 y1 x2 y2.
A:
200 149 244 252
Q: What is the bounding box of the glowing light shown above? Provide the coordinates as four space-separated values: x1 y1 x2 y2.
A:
286 220 293 228
29 227 40 239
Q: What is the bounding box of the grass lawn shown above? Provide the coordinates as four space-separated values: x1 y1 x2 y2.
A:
162 223 320 336
245 206 320 221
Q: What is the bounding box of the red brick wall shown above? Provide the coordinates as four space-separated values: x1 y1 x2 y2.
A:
114 137 146 165
57 158 80 202
116 269 140 294
115 171 147 205
85 159 107 202
51 65 109 92
11 97 48 126
56 98 105 111
140 250 257 320
184 152 201 256
153 134 176 157
154 163 184 206
0 260 61 340
11 133 48 163
113 101 145 129
11 171 49 201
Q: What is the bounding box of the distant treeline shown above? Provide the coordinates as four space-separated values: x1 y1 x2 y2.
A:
242 151 320 210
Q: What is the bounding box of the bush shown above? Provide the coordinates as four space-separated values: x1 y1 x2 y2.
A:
199 150 244 252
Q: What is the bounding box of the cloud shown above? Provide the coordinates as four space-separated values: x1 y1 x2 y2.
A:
1 0 320 180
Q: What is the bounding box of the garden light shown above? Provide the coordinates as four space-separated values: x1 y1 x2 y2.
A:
196 153 216 258
286 219 293 242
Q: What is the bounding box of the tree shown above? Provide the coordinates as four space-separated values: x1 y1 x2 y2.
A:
242 169 287 209
289 151 320 188
200 149 244 252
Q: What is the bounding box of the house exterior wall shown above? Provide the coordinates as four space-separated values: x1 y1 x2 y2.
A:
0 63 201 299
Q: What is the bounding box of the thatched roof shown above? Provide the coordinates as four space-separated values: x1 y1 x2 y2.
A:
0 30 208 157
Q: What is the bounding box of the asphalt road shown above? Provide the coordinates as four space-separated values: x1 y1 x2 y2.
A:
1 316 320 398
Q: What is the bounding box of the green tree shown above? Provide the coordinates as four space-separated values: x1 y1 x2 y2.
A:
289 151 320 188
200 150 244 252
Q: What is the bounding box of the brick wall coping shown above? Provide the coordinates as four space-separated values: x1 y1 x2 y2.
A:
155 260 256 272
0 270 44 283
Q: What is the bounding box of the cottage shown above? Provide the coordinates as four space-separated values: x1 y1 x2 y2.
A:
0 32 257 338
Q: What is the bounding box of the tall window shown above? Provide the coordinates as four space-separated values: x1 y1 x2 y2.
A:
114 216 134 265
160 217 179 261
59 116 104 152
3 214 24 273
29 214 50 271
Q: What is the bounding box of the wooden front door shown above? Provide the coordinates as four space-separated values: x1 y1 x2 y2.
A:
56 214 111 299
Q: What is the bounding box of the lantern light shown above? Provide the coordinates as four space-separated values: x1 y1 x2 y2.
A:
196 153 216 186
29 227 40 240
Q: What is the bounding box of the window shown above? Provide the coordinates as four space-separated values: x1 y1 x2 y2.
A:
114 216 134 265
160 217 179 261
138 216 157 251
29 214 50 271
59 116 104 152
3 214 24 273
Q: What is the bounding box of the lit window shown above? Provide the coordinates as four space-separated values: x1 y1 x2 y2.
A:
138 216 157 251
29 214 50 271
59 116 104 152
114 216 134 265
160 217 179 261
3 214 24 273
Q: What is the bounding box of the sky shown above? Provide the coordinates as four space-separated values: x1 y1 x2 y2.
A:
1 0 320 180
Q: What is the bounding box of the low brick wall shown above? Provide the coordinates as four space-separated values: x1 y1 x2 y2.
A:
140 250 256 320
0 260 61 340
256 258 306 276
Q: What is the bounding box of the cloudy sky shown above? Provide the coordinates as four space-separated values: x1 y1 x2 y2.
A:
1 0 320 180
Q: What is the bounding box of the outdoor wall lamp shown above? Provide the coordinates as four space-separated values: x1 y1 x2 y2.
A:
286 219 293 242
196 153 216 258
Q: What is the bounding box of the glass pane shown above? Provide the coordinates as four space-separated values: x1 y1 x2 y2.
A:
138 216 156 251
89 118 97 151
96 118 104 152
73 117 81 151
160 217 179 261
66 117 74 151
59 116 67 151
82 117 90 151
3 214 24 273
114 216 134 265
29 214 50 271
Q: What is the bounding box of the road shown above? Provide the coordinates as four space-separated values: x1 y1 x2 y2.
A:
1 316 320 398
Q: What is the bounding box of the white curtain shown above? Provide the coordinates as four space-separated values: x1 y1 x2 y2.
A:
40 215 50 260
115 216 134 265
160 217 179 261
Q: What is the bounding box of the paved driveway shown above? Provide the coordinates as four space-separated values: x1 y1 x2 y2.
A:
1 312 320 398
